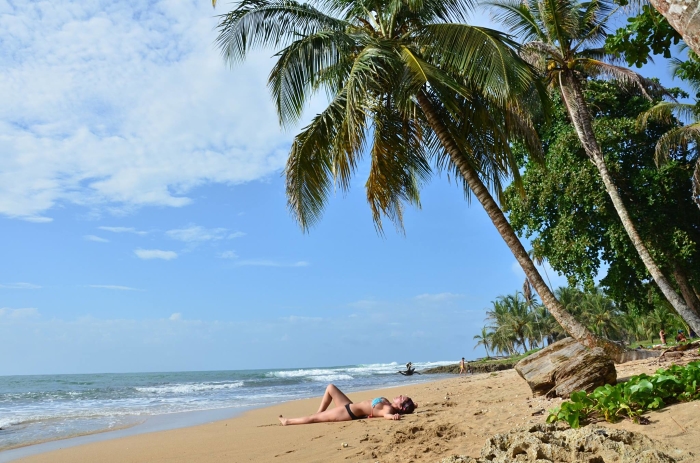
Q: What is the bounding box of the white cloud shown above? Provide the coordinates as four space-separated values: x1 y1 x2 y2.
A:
234 260 309 267
220 250 239 259
88 284 141 291
281 316 323 323
22 216 53 223
99 226 147 235
0 308 39 319
167 224 228 242
134 249 178 260
413 292 464 303
228 231 246 239
0 282 41 289
84 234 109 242
169 313 182 321
0 0 292 221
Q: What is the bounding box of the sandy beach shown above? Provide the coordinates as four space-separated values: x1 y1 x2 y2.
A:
10 358 698 463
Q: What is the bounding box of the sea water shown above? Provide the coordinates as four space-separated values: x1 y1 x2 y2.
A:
0 361 453 453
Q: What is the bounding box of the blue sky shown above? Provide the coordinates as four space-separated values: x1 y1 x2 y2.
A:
0 0 682 375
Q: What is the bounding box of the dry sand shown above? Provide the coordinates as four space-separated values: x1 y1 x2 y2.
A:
14 359 699 463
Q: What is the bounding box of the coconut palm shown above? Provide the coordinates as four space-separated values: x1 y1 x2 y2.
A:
486 292 541 352
638 50 700 212
579 289 621 340
473 326 493 358
214 0 626 358
489 0 700 335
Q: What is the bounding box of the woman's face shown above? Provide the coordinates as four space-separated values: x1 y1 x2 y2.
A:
392 395 409 409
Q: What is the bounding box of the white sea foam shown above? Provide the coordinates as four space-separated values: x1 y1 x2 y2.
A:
308 374 354 382
0 417 21 429
269 368 338 378
135 381 243 394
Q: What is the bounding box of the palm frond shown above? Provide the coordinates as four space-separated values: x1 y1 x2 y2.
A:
539 0 578 51
520 41 563 74
655 123 700 165
216 0 347 64
268 30 356 127
285 91 348 230
365 103 432 233
418 24 534 101
637 101 696 130
575 0 615 49
578 59 660 99
485 0 546 43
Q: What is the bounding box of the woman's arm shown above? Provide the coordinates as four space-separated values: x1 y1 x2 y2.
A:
384 412 401 420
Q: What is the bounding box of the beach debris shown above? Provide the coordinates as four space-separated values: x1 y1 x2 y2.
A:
342 442 348 448
515 337 617 398
438 423 694 462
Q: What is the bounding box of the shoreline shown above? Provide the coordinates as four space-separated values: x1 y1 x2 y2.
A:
0 374 450 463
0 406 254 463
7 361 699 462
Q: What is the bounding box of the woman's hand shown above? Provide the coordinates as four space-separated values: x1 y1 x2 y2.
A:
391 413 400 420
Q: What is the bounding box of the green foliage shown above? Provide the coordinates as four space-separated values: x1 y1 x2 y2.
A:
480 291 544 355
605 5 681 68
547 361 700 428
504 80 700 311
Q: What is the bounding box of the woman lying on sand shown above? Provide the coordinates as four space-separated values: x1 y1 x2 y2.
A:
278 383 416 425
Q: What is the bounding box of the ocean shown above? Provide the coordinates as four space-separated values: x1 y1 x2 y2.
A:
0 361 454 455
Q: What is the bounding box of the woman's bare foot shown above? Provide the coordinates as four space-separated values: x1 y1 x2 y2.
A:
278 415 288 426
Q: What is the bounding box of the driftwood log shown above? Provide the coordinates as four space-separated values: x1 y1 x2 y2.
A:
515 338 617 398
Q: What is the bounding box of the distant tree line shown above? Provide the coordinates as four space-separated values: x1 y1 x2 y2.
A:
474 286 691 357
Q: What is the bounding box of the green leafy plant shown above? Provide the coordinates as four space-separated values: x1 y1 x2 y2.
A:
547 361 700 428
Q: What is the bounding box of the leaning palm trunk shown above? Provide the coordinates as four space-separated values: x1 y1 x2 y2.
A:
694 161 700 210
647 0 700 58
558 71 700 335
671 262 700 318
416 91 627 361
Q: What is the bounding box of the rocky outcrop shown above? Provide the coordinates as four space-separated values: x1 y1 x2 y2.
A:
515 337 616 398
439 423 694 463
422 362 515 375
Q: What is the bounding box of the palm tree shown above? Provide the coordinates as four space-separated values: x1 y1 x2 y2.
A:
579 289 621 340
638 49 700 213
522 278 544 347
473 326 493 358
214 0 623 358
486 292 541 353
489 0 700 335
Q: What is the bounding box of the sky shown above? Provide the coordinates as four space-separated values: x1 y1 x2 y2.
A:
0 0 683 375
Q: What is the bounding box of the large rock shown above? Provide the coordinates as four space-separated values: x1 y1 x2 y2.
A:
515 337 616 398
439 423 694 463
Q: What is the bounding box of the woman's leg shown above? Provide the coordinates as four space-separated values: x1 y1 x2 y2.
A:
279 406 350 425
316 384 352 413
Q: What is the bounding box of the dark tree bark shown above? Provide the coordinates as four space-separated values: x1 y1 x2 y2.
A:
672 262 700 318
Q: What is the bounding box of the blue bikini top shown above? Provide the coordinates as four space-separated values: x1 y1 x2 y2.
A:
371 397 384 408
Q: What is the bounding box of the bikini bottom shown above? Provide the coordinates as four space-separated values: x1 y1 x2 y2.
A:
345 403 364 420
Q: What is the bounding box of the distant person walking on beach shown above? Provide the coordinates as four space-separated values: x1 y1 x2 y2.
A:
459 358 467 375
278 384 416 425
659 329 666 345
